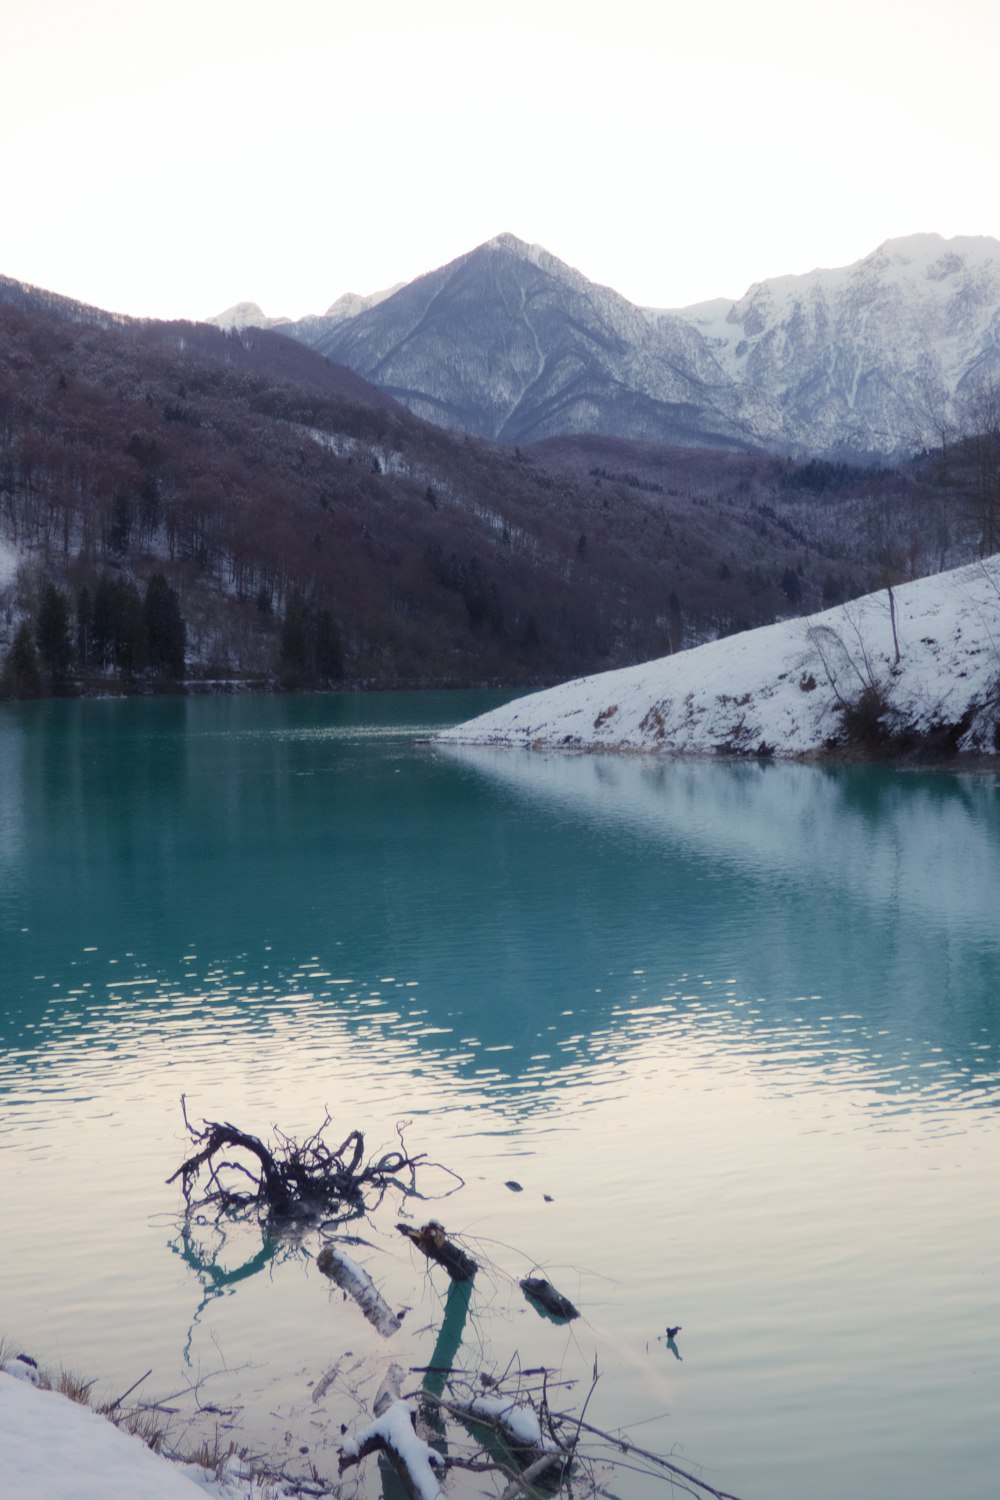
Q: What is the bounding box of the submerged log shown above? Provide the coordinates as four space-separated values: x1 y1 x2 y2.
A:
460 1394 568 1488
519 1276 579 1321
339 1396 446 1500
397 1220 478 1282
316 1245 402 1337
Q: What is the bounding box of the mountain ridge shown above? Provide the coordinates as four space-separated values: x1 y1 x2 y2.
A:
211 232 1000 460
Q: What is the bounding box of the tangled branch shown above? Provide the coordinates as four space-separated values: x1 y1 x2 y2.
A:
166 1096 462 1225
405 1376 746 1500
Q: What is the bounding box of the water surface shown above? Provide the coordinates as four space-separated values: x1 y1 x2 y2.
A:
1 693 997 1499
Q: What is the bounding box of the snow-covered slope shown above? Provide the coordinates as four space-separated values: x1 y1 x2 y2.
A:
437 557 1000 760
0 1367 264 1500
674 233 1000 456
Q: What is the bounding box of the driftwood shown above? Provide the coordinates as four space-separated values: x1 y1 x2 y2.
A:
417 1382 746 1500
339 1365 446 1500
459 1393 569 1489
397 1219 478 1282
520 1277 579 1321
316 1245 402 1337
167 1096 447 1224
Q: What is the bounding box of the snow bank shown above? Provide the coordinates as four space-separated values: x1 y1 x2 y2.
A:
438 558 1000 759
0 1369 285 1500
0 1371 208 1500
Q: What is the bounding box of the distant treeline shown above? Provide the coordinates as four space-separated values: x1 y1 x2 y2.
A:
0 284 985 699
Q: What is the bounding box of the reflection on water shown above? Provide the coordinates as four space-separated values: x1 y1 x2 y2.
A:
3 700 997 1123
1 693 998 1500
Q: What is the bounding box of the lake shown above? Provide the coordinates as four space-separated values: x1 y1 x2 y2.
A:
1 691 998 1499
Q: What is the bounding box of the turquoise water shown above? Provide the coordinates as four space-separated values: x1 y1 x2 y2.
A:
1 693 998 1498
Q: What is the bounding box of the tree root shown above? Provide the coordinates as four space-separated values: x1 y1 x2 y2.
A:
167 1095 459 1224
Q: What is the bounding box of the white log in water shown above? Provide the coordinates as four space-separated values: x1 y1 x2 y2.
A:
316 1245 402 1337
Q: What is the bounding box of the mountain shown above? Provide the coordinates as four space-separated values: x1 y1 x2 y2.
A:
674 233 1000 458
209 282 403 339
274 234 755 451
229 233 1000 461
9 271 940 698
438 555 1000 763
209 300 291 331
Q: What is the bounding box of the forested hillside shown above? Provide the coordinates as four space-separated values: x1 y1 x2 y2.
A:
0 279 983 698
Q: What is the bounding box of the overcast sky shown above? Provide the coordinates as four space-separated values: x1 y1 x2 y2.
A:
4 0 999 322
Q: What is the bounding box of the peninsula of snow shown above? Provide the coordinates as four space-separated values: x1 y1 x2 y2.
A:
438 559 1000 761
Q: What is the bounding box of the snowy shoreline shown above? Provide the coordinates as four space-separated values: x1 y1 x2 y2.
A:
0 1358 267 1500
437 557 1000 765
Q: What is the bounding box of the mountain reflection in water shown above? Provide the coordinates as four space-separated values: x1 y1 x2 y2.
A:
1 693 997 1500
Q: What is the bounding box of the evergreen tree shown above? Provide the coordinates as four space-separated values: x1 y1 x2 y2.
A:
315 608 344 680
780 567 802 604
144 574 186 677
92 576 146 674
35 583 73 685
1 622 43 699
280 591 310 673
76 586 93 669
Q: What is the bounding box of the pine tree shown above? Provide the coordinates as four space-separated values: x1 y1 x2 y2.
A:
36 583 73 685
315 608 344 680
280 591 311 675
92 576 146 674
77 586 93 669
1 622 43 699
144 574 186 677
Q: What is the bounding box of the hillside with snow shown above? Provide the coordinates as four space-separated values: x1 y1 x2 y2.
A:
672 233 1000 457
223 232 1000 460
437 558 1000 761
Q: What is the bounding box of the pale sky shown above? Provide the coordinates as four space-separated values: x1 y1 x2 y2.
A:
3 0 999 322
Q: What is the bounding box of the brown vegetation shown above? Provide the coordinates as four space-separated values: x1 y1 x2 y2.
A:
0 277 984 698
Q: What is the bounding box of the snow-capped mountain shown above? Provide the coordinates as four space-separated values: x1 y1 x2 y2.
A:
276 234 754 450
209 300 291 331
209 283 402 338
215 232 1000 459
673 233 1000 456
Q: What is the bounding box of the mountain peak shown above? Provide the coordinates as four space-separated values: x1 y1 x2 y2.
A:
208 301 289 331
478 232 552 271
482 231 532 253
275 230 1000 459
322 283 404 321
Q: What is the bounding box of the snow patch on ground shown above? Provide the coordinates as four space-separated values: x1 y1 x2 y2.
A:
438 558 1000 760
0 1371 286 1500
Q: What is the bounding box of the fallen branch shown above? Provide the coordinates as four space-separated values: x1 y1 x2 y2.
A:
415 1384 746 1500
520 1277 579 1321
339 1398 446 1500
316 1245 402 1337
397 1219 478 1282
462 1392 568 1474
